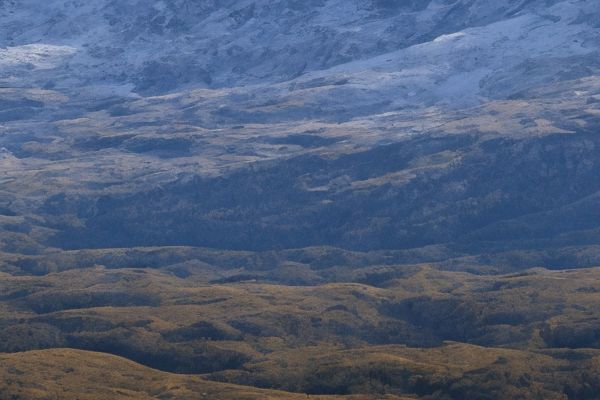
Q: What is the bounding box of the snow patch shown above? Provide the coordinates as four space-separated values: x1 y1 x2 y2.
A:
0 44 77 70
433 32 467 43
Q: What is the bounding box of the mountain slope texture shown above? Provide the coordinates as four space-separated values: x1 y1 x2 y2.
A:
1 0 600 399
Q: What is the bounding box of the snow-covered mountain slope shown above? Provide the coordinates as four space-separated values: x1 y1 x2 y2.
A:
1 0 598 103
0 0 600 260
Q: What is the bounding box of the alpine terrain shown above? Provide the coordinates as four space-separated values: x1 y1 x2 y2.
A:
1 1 600 399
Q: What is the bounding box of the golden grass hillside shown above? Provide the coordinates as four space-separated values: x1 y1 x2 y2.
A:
0 349 408 400
2 263 600 398
3 264 600 351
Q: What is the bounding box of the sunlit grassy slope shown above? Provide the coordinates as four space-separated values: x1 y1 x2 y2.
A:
0 348 410 400
2 259 600 399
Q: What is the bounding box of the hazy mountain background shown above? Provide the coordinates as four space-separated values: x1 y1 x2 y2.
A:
1 0 599 265
1 1 600 399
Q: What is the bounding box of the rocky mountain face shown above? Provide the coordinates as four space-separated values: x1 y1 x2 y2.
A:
1 0 600 266
0 0 600 252
0 0 598 97
1 0 599 268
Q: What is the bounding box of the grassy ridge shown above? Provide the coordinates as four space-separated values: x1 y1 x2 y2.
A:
1 261 600 398
0 349 407 400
